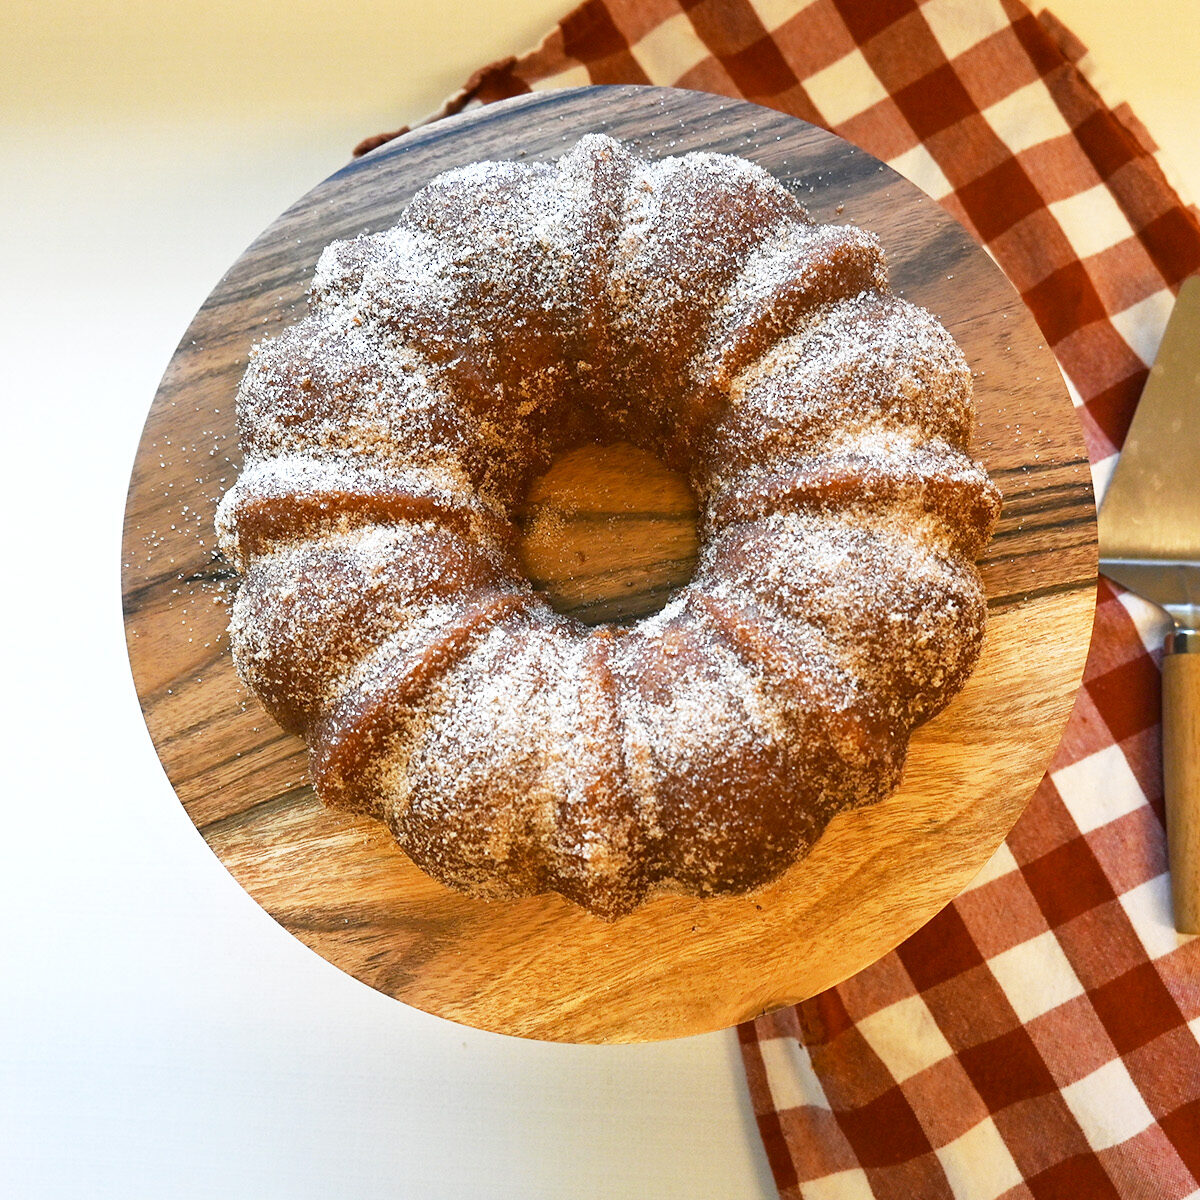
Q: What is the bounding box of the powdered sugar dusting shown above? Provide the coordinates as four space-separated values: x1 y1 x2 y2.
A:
216 133 1001 919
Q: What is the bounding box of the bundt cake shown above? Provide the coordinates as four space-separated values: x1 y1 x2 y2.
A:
215 134 1002 920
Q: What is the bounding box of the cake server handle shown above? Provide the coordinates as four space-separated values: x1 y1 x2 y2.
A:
1165 629 1200 933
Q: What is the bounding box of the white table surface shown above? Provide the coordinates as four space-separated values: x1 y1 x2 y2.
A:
3 2 1197 1197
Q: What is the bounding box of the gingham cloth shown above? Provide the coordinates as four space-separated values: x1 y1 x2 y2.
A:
361 1 1200 1194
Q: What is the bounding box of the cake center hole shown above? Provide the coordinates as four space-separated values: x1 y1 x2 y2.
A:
516 441 700 626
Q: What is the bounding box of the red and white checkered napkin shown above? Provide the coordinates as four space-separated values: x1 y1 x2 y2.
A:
366 0 1200 1193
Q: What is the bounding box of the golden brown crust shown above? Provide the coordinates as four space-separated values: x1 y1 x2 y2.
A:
215 134 1002 919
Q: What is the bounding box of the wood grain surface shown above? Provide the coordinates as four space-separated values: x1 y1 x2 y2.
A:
518 442 701 624
1165 652 1200 932
121 85 1098 1043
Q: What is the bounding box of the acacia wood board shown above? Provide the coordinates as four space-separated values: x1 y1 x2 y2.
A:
122 85 1098 1043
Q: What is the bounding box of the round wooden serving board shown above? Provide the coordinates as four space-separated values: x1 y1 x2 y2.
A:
122 86 1098 1043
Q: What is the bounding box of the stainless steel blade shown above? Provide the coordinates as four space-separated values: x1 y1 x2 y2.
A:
1099 274 1200 631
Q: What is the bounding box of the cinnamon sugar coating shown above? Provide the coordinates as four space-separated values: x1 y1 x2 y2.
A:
215 135 1001 920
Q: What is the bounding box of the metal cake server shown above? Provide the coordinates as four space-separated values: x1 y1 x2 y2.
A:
1099 274 1200 933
